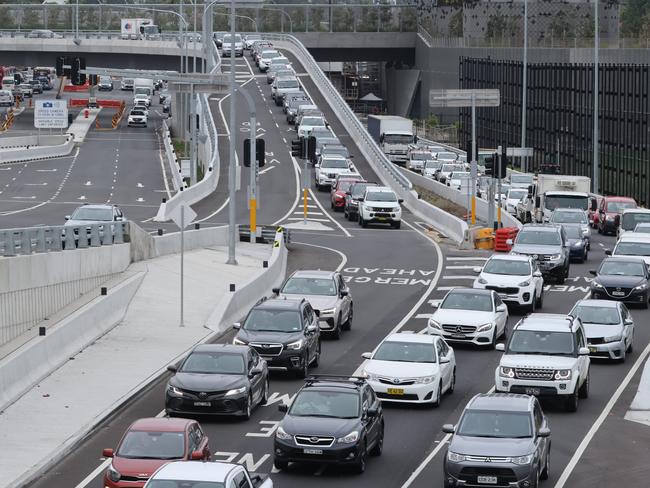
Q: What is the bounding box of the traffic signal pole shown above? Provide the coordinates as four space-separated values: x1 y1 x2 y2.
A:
249 110 257 241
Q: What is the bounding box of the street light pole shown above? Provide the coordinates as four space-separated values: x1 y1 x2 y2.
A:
471 92 476 226
593 0 599 194
520 0 528 170
227 0 237 265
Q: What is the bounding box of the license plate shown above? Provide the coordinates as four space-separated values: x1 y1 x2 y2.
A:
477 476 498 484
498 293 508 299
194 401 211 406
525 387 540 395
387 388 404 395
612 291 625 296
377 217 386 221
589 346 597 353
451 334 465 339
303 448 323 455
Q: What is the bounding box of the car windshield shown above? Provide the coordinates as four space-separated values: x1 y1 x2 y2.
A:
411 153 432 161
223 34 242 42
425 161 442 169
366 191 397 202
278 80 299 89
483 259 530 276
131 110 146 116
147 482 224 488
71 208 112 221
336 180 356 192
635 225 650 233
545 195 588 211
451 172 470 179
373 341 436 363
321 158 348 169
324 147 348 158
440 292 492 312
117 431 185 459
301 117 325 126
351 183 374 198
571 305 621 325
442 164 464 172
552 210 587 224
507 330 575 355
511 174 534 184
457 410 532 438
563 226 583 239
282 277 336 296
508 190 527 200
599 260 646 276
243 309 302 332
615 242 650 257
516 230 561 246
622 212 650 230
436 152 457 160
290 390 359 418
180 351 245 375
262 51 279 59
383 134 413 144
607 201 636 213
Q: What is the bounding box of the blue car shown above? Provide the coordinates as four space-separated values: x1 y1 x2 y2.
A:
564 224 588 263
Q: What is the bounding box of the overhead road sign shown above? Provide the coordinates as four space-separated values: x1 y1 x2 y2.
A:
506 147 534 157
429 89 501 108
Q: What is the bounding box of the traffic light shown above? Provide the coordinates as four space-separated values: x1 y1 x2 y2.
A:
243 138 266 168
89 74 99 86
291 137 304 158
484 154 495 176
498 155 508 179
56 56 65 77
306 136 316 163
70 57 86 86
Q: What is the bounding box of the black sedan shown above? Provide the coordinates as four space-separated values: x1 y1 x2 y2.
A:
165 344 269 419
564 224 589 262
590 257 650 308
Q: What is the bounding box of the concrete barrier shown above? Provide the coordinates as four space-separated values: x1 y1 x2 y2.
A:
0 271 144 412
206 231 288 331
0 134 68 149
0 134 74 164
402 190 469 245
161 120 184 193
153 226 229 258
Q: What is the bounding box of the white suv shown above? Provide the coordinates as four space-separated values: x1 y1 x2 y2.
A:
357 186 403 229
495 313 591 412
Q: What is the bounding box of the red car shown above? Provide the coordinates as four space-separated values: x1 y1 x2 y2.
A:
597 196 637 235
102 417 210 487
330 176 364 211
587 195 602 229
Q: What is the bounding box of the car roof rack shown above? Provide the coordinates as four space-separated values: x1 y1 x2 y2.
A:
305 375 366 386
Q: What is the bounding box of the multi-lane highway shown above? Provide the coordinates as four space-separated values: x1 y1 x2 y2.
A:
18 45 650 488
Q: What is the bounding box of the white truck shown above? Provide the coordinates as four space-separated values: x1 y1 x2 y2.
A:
121 18 158 40
367 115 416 165
133 78 154 107
516 174 591 224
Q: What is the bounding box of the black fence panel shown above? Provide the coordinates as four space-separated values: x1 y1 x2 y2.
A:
459 57 650 205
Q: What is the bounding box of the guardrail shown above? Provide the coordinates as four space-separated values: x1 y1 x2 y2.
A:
0 222 128 257
0 134 75 164
161 120 185 193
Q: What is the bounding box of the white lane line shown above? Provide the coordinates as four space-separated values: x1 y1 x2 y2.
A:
307 187 352 237
441 275 476 280
446 265 478 270
293 211 323 216
286 217 331 222
272 154 302 226
435 287 454 292
290 241 348 272
553 340 650 488
415 313 433 319
447 256 488 261
258 165 276 175
196 197 230 223
428 299 441 307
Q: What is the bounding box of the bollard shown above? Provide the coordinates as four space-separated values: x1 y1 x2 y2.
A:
162 197 167 203
229 284 236 292
39 327 46 336
194 223 200 230
101 287 107 296
263 260 268 268
157 229 163 236
84 108 89 118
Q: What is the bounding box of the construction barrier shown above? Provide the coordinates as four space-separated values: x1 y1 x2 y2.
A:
1 110 15 132
69 98 89 108
63 81 90 92
98 100 123 109
474 228 495 250
95 101 125 131
495 227 519 252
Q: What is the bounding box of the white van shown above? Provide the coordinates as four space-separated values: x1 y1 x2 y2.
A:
618 208 650 239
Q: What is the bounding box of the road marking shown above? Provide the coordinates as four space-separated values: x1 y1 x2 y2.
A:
36 168 57 172
272 154 301 226
12 196 36 199
291 241 348 272
286 217 331 222
553 340 650 488
435 287 454 291
25 182 48 186
196 197 230 223
447 256 487 261
258 166 276 175
441 275 476 280
445 265 478 270
415 313 433 319
293 211 323 215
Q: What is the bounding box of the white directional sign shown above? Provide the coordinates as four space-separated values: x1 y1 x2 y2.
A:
506 147 534 157
169 203 197 230
429 89 501 108
34 100 68 128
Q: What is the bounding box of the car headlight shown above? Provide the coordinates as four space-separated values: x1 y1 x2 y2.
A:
477 277 488 284
606 215 615 221
554 369 571 380
604 334 622 343
225 386 247 396
582 228 589 236
415 375 436 384
447 451 466 462
591 280 604 289
107 463 121 482
337 430 359 444
286 339 304 350
233 337 247 345
167 385 184 397
362 370 378 381
634 282 648 291
572 241 583 248
276 425 292 440
518 280 530 287
549 254 562 261
512 454 534 465
477 322 494 332
320 308 336 315
428 319 442 330
500 366 515 378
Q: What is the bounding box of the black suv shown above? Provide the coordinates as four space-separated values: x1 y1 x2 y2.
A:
511 224 570 283
443 393 551 488
274 375 384 474
233 298 321 378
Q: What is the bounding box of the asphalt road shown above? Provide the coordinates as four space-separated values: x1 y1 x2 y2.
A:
17 49 650 488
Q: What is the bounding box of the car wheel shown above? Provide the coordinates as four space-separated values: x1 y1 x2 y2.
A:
274 459 289 471
355 443 367 474
557 270 566 284
597 224 603 234
489 328 497 350
297 353 309 379
392 221 401 229
565 388 579 412
627 336 634 353
541 446 550 480
370 423 384 456
447 368 456 394
529 293 537 313
312 340 321 367
361 217 368 228
432 381 442 407
343 303 353 331
331 314 342 340
578 372 589 399
644 294 649 310
536 290 544 309
261 377 269 405
243 393 253 420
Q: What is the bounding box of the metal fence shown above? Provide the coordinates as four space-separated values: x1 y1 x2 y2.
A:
459 57 650 204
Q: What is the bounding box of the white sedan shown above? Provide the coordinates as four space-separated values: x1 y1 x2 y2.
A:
473 254 544 312
362 333 455 406
428 288 509 348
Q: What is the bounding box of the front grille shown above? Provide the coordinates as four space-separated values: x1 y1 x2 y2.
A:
459 467 518 485
515 367 554 381
250 343 283 356
327 173 336 178
442 324 477 334
605 287 632 298
377 392 419 401
465 456 512 463
378 377 416 386
372 207 394 212
119 475 150 482
486 286 519 295
589 337 605 345
294 435 335 447
178 388 228 400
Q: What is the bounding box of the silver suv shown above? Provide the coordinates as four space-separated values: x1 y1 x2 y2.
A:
273 270 353 339
443 393 551 488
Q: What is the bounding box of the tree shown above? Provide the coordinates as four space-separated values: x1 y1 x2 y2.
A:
21 8 42 30
449 10 463 37
549 11 574 39
621 0 650 37
332 6 353 33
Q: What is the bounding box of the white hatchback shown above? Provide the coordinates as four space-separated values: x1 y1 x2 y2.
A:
362 333 455 406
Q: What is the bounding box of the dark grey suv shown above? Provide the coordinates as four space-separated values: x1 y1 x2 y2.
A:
443 393 551 488
511 224 570 283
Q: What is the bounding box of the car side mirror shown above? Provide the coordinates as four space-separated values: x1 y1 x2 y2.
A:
533 271 542 278
589 270 597 276
233 322 241 330
442 424 455 434
579 347 590 356
315 163 320 168
361 352 372 360
190 450 204 460
167 365 177 373
313 309 320 318
604 250 612 256
278 403 288 413
102 448 114 458
497 304 507 312
398 199 404 204
472 266 482 273
340 290 349 297
306 324 318 333
506 238 513 246
249 367 262 378
366 406 379 417
440 356 450 364
538 427 551 438
495 343 505 352
65 215 70 221
624 319 634 325
272 287 280 295
358 197 364 202
346 191 352 196
591 200 597 211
